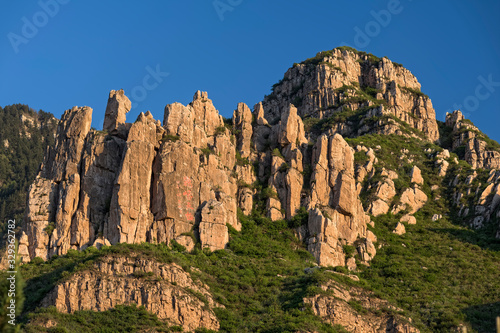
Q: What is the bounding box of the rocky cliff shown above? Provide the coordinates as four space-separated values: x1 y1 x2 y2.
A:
304 277 419 332
41 253 220 331
262 47 439 143
18 85 378 271
11 47 500 332
19 90 242 262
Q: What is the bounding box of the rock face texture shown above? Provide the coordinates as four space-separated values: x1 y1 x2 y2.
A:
21 49 499 270
13 47 500 332
20 106 92 260
262 47 439 142
20 91 244 262
20 86 379 271
41 255 220 332
449 167 500 237
304 279 419 332
102 89 131 136
445 110 500 170
303 134 375 268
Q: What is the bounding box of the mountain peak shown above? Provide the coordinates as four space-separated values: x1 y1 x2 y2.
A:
263 46 439 142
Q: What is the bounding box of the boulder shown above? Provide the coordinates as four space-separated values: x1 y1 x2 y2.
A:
393 222 406 235
410 166 424 185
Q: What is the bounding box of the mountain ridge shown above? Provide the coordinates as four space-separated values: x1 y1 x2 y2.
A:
2 47 500 332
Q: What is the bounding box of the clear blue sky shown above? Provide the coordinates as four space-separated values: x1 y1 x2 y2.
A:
1 0 499 141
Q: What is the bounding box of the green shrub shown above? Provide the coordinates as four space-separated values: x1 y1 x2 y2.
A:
399 85 429 99
278 162 290 172
272 148 284 159
44 222 56 236
162 134 180 142
200 147 214 157
214 126 226 136
235 151 250 166
289 207 309 228
170 239 187 252
342 245 356 258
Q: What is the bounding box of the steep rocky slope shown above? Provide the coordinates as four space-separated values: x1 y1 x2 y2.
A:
18 88 376 272
262 47 439 142
4 47 500 332
41 254 220 331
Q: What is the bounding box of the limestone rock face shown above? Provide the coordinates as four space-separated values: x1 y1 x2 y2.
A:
252 102 272 153
368 199 390 217
392 186 428 214
23 106 92 261
233 102 253 158
21 90 242 261
163 90 224 147
304 133 373 268
400 214 417 225
42 106 92 182
103 89 131 136
306 208 345 267
262 48 439 142
199 200 229 251
446 110 500 169
265 105 308 220
107 112 161 245
304 279 419 333
152 92 240 248
278 104 307 147
254 102 268 126
368 179 396 216
393 222 406 235
450 168 500 238
41 255 220 332
71 131 126 252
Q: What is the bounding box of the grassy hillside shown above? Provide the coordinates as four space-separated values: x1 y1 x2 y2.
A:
15 157 500 333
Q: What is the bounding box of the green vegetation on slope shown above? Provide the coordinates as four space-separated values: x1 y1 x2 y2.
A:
300 46 382 66
24 305 176 333
0 104 57 233
17 193 500 333
3 107 500 332
18 211 348 333
345 133 500 332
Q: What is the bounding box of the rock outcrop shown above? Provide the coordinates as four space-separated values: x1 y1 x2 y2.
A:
368 178 397 216
445 110 500 169
20 105 92 260
41 254 220 332
20 90 244 262
304 279 419 332
102 89 131 136
392 186 428 215
263 47 439 142
233 102 253 159
303 133 375 269
450 167 500 237
409 166 424 185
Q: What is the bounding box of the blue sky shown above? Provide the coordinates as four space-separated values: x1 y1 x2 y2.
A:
1 0 499 141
